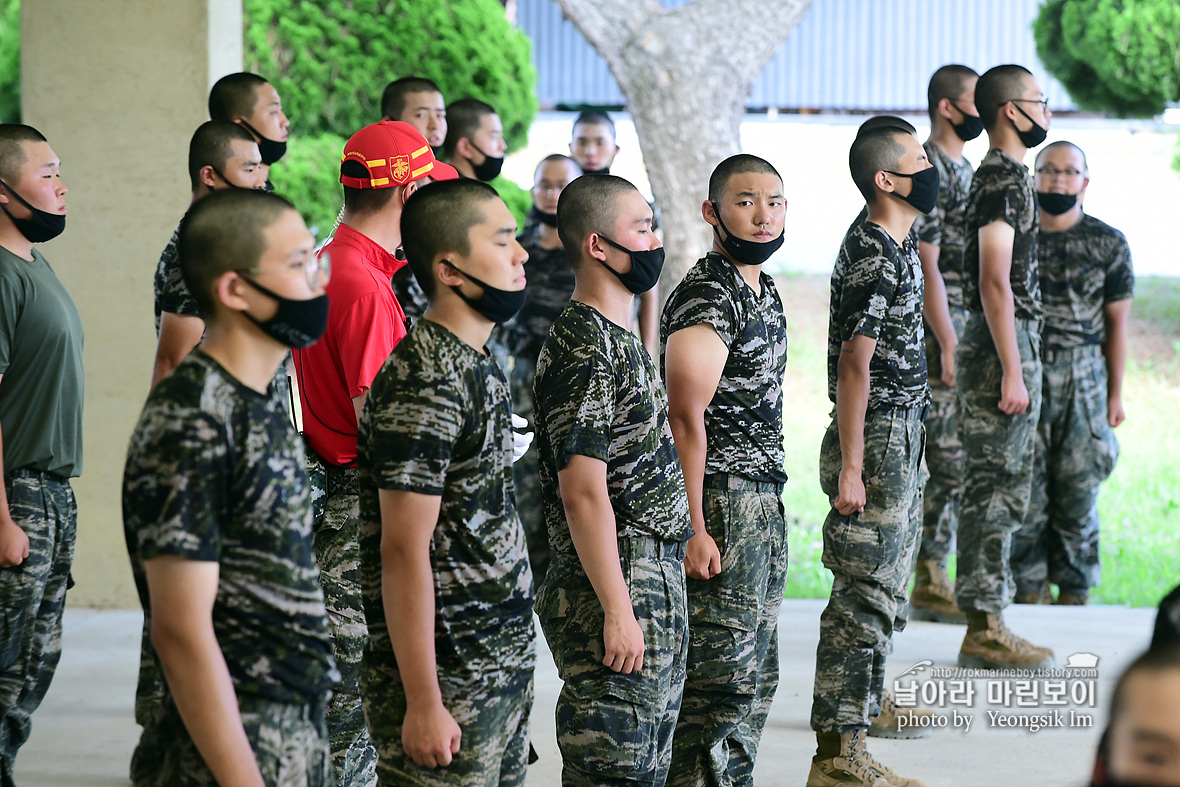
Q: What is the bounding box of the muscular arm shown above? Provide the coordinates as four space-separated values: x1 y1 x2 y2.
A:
1103 299 1131 428
558 454 644 674
977 221 1028 415
918 240 957 386
0 377 32 566
151 313 205 390
379 488 461 768
638 288 659 356
146 556 265 787
664 324 727 580
835 334 876 516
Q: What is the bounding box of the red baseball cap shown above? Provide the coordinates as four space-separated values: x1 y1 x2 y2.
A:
428 161 460 182
340 120 437 189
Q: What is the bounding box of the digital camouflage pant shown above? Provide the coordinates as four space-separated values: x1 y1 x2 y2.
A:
309 456 378 787
151 693 334 786
1011 345 1115 594
954 315 1042 613
811 408 924 732
361 662 533 787
537 540 688 786
508 355 550 585
0 471 75 787
920 308 967 565
669 474 787 787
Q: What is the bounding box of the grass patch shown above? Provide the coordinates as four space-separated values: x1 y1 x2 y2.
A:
778 275 1179 608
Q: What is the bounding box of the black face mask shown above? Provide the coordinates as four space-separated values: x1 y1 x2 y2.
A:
1037 191 1078 215
710 202 784 266
469 143 505 182
948 101 984 141
444 261 526 324
885 166 941 215
597 235 665 294
581 166 610 176
529 205 558 228
1010 103 1048 149
238 277 328 348
238 120 287 165
0 179 66 243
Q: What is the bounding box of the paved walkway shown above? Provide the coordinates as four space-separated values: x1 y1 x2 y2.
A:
16 601 1155 786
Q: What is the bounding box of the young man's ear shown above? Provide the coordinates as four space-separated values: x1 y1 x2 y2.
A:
435 255 464 288
874 170 897 195
586 232 610 263
701 199 720 227
401 180 419 206
200 165 218 190
214 271 251 313
456 137 474 159
938 97 954 122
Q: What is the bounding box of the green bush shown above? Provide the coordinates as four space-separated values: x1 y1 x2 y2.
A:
0 0 20 124
243 0 537 152
268 132 347 241
490 175 530 229
1034 0 1180 117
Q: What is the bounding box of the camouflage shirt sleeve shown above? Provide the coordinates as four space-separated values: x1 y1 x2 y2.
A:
662 257 741 348
973 180 1026 233
1104 230 1134 304
836 238 899 345
125 407 228 563
153 220 201 331
366 359 463 497
539 341 614 470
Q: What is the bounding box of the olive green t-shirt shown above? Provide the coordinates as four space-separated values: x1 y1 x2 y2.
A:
0 245 84 477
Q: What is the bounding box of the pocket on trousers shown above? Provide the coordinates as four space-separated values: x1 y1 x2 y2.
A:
559 671 659 781
1082 379 1118 481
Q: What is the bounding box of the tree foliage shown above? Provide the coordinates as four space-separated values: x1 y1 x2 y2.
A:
0 0 20 124
1034 0 1180 117
243 0 537 149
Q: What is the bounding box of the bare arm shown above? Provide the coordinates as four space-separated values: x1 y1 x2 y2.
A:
146 556 264 787
0 377 31 567
977 221 1028 415
558 454 643 674
834 335 876 515
918 240 957 386
378 488 461 768
151 313 205 390
352 390 368 425
638 287 659 356
664 324 727 580
1103 299 1131 428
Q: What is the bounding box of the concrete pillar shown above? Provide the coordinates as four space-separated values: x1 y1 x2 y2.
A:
21 1 243 607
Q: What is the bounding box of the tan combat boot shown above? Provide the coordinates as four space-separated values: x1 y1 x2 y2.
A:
958 612 1054 672
909 560 966 624
1055 589 1090 605
1014 582 1052 604
868 688 939 739
808 729 925 787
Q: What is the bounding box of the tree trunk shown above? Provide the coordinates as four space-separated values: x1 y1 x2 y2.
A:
553 0 815 296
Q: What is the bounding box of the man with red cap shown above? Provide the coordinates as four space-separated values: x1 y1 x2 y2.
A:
292 120 456 787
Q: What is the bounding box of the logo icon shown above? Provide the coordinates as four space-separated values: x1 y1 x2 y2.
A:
1066 653 1099 669
391 155 410 183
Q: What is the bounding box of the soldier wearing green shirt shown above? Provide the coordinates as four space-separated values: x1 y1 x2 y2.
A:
357 179 535 787
662 154 789 787
534 174 691 786
122 189 338 787
809 121 931 787
1011 141 1132 606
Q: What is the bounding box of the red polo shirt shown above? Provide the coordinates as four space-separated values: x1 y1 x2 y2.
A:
294 224 408 466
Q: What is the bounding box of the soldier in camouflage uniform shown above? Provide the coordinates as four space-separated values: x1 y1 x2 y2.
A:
1010 141 1132 606
504 154 582 585
954 65 1055 670
123 190 338 787
908 66 980 625
294 121 458 786
534 174 691 787
809 121 931 787
150 120 266 389
661 154 788 787
0 124 82 787
356 180 535 786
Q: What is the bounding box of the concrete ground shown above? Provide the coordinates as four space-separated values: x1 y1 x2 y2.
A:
15 601 1156 786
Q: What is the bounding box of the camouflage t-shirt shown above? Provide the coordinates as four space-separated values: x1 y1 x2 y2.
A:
390 264 428 322
122 349 338 705
153 215 200 334
534 300 692 553
660 252 787 483
504 225 576 364
1038 213 1134 350
911 140 974 314
962 148 1041 319
357 319 535 685
828 222 929 411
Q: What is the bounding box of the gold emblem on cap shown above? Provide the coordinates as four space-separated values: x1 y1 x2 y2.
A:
391 155 410 183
